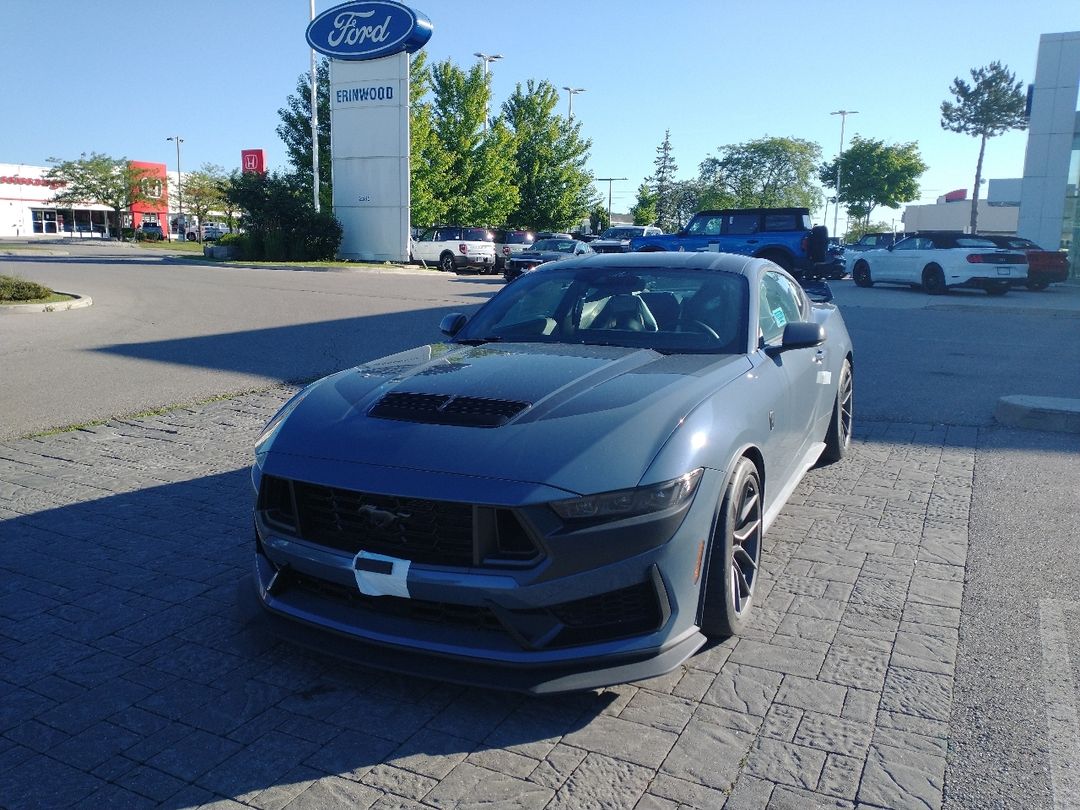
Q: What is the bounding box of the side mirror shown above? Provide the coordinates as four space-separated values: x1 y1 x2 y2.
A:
439 312 468 337
765 321 826 357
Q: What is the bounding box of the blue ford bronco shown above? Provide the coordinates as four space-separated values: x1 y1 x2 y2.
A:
630 207 841 278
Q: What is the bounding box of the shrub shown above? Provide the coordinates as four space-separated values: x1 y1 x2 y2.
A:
216 232 243 246
0 274 54 301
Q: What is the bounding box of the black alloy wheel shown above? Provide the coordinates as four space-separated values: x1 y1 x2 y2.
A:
922 265 947 295
820 359 853 464
439 252 455 273
700 458 763 638
853 261 873 287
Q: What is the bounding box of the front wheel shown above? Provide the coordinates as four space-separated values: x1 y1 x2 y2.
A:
853 261 873 287
819 359 853 465
699 458 763 639
922 265 947 295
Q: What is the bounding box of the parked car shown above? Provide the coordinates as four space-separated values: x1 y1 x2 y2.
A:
504 238 594 282
846 232 903 252
491 228 535 271
590 225 663 254
411 226 497 273
188 223 227 241
850 231 1027 295
978 234 1069 291
630 208 838 279
138 221 164 241
247 252 853 693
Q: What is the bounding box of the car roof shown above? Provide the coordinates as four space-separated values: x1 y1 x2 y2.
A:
533 250 763 277
692 207 810 216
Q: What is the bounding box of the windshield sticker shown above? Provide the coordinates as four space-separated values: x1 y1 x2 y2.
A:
772 307 787 328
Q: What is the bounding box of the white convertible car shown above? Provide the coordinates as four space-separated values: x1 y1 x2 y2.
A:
850 231 1028 296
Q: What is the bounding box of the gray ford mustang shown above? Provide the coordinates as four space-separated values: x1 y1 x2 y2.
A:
247 252 853 693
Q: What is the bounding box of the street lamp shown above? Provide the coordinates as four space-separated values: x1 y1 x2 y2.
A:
829 110 858 238
166 135 184 240
474 52 503 131
595 177 627 229
562 86 585 121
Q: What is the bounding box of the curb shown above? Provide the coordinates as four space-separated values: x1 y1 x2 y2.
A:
0 293 92 314
994 395 1080 434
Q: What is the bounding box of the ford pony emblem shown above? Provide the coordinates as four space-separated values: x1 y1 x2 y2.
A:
306 1 432 61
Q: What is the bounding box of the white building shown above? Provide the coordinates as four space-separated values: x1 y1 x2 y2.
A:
902 180 1020 235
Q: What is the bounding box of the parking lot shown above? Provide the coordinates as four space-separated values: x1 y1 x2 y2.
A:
1 249 1079 809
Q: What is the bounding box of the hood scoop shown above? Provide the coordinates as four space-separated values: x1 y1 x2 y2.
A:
369 392 530 428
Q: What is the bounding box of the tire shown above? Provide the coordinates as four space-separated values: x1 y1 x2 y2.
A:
1026 280 1049 292
809 225 829 262
819 359 853 465
853 260 873 287
922 264 947 295
699 458 763 639
759 250 793 272
985 282 1009 296
439 252 456 273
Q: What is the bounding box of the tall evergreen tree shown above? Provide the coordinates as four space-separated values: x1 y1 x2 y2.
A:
940 61 1027 233
276 59 332 211
646 131 680 232
501 80 594 231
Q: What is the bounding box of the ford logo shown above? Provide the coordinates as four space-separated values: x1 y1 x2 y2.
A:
306 1 432 61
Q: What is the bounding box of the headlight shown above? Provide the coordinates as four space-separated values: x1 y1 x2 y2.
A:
255 386 313 455
551 469 703 521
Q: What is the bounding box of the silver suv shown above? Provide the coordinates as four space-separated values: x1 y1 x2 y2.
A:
411 226 497 273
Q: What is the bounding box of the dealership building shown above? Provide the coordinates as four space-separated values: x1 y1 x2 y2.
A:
0 161 181 238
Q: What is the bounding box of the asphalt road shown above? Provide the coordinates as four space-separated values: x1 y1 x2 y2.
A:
3 243 1079 809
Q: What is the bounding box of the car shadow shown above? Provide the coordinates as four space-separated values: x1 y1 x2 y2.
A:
0 464 616 807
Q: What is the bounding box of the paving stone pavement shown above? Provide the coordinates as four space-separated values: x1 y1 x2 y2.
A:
0 390 976 809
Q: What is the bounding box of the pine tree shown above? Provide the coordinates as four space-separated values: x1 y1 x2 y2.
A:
646 131 680 232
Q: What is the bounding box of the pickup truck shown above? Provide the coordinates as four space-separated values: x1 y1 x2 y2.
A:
630 207 837 278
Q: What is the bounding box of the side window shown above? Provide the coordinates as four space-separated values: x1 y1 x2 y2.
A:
763 214 798 231
723 214 760 235
758 272 802 345
893 238 917 251
419 229 436 242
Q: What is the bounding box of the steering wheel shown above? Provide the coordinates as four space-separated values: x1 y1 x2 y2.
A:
677 319 721 339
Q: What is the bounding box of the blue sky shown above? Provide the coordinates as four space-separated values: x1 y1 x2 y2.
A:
2 0 1077 228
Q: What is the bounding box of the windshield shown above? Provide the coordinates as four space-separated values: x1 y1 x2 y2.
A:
456 264 749 354
600 227 643 239
532 239 577 252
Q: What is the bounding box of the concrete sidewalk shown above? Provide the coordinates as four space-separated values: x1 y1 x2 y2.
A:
0 392 978 809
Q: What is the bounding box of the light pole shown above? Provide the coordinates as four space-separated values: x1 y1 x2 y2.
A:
829 109 858 238
595 177 627 229
562 86 585 121
310 0 320 212
166 136 184 240
474 52 503 131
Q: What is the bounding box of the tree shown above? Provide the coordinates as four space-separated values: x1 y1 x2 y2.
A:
45 153 161 238
501 80 594 231
421 59 518 226
698 136 822 210
819 137 926 229
646 131 680 232
844 219 894 243
408 52 450 227
276 58 332 211
940 61 1027 233
630 183 657 226
180 164 227 240
589 203 610 234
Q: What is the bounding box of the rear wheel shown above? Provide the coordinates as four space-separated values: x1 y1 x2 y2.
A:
699 458 763 639
985 282 1010 296
853 261 873 287
819 359 853 465
922 264 947 295
1026 280 1049 292
439 252 455 273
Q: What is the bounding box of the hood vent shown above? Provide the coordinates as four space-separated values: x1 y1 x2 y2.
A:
369 392 529 427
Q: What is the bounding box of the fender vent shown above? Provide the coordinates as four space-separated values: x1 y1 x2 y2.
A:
370 392 529 427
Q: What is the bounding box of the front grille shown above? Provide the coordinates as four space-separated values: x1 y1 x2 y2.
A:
285 570 506 634
293 481 474 566
259 476 541 568
370 392 529 427
592 245 627 254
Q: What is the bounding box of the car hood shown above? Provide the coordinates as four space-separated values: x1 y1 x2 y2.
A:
268 342 752 494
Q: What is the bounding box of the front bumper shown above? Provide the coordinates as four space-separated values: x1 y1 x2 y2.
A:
249 463 722 692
